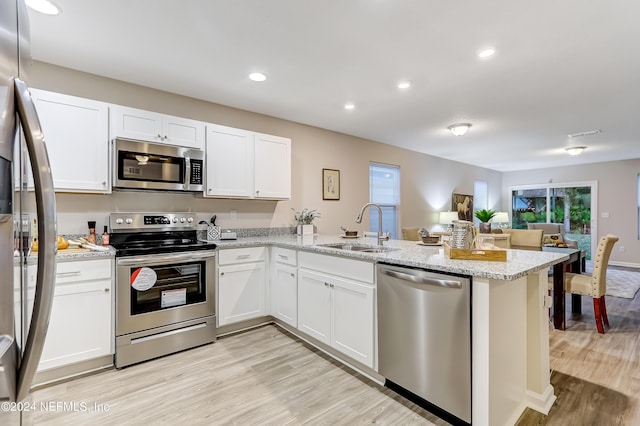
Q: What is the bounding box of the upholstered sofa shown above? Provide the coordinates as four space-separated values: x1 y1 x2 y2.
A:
526 223 578 248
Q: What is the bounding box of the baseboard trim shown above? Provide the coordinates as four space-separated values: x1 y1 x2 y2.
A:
525 384 557 415
608 261 640 270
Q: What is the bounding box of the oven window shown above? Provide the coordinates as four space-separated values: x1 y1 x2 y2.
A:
118 151 184 184
129 261 206 315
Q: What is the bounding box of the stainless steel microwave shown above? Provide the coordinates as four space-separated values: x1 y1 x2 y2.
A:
113 138 204 192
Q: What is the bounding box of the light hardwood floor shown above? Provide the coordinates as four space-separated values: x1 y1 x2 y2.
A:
27 273 640 425
27 325 446 425
516 283 640 425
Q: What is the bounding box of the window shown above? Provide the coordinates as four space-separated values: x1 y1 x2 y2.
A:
369 163 400 239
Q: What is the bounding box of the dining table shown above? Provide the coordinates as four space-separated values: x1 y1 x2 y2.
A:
542 246 586 330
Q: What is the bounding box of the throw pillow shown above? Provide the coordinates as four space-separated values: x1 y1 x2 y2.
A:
543 233 564 246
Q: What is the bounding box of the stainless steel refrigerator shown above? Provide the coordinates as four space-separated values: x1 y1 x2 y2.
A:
1 0 57 423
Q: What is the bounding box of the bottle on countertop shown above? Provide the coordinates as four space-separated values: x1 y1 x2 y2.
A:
88 221 97 244
101 225 110 246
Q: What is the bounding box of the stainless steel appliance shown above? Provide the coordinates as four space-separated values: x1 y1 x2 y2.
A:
377 264 472 425
1 1 57 423
112 138 204 192
110 213 216 369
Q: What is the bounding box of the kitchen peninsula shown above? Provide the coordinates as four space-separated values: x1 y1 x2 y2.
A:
216 235 567 426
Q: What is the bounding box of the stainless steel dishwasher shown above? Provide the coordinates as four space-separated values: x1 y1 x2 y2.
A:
377 264 471 425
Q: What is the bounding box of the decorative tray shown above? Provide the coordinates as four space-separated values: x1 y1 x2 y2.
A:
444 242 507 262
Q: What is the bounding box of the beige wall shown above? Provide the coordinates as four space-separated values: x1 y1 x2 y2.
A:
30 61 502 237
502 160 640 266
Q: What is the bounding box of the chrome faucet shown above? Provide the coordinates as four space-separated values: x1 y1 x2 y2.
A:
355 203 384 246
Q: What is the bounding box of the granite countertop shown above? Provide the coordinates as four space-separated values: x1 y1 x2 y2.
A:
17 232 568 281
215 234 569 281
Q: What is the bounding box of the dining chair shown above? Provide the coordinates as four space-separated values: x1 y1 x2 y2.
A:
550 234 619 334
401 227 421 241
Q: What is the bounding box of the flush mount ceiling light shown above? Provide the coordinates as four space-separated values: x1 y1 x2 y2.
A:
25 0 61 15
565 146 586 156
248 72 267 82
397 80 412 89
478 47 496 58
448 123 472 136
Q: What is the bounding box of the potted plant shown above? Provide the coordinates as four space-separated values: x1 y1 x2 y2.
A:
475 209 496 233
292 208 321 235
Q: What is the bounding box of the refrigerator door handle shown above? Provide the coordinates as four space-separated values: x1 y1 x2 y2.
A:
13 78 57 402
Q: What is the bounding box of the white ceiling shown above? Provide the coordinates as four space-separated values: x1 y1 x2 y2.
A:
27 0 640 172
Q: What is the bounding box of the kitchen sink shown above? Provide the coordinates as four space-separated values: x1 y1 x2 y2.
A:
318 243 399 253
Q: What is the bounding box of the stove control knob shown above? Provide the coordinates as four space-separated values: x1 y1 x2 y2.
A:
187 217 194 223
115 218 124 225
125 217 133 225
180 217 186 223
172 217 178 223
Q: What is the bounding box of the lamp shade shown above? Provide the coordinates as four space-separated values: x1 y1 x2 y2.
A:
492 212 509 223
439 211 459 224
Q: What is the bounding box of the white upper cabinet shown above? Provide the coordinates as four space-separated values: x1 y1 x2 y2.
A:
205 124 291 200
30 89 110 193
110 105 205 149
205 124 254 198
254 132 291 200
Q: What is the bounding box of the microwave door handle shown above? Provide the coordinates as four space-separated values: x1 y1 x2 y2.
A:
13 78 58 402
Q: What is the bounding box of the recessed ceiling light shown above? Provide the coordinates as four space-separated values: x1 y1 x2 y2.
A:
248 72 267 82
344 103 355 110
397 81 412 89
25 0 61 15
478 48 496 58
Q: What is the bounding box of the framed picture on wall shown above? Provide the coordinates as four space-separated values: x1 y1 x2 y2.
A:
323 169 340 200
452 193 473 222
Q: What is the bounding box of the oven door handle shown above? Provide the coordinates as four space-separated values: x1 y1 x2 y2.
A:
117 251 216 266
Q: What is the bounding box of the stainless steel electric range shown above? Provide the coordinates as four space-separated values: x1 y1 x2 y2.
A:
110 212 217 369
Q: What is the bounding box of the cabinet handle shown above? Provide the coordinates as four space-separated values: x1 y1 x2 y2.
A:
56 271 81 277
163 136 168 140
102 181 106 186
324 282 329 287
220 272 225 276
330 284 334 288
290 273 295 278
256 190 260 194
278 255 288 260
157 133 162 139
236 254 251 259
104 288 110 292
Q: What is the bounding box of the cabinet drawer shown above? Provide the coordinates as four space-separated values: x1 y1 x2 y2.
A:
272 247 297 266
218 247 266 265
55 258 112 284
298 252 374 284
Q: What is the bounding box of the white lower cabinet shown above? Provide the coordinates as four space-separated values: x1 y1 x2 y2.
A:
270 248 298 327
297 253 375 369
14 258 114 372
218 247 266 326
39 259 113 371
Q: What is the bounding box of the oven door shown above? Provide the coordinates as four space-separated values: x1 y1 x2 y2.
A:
115 251 215 336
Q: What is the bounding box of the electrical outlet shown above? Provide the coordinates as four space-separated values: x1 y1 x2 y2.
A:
601 212 610 218
619 246 626 252
230 209 237 221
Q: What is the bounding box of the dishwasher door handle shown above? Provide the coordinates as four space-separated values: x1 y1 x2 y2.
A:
380 268 462 289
